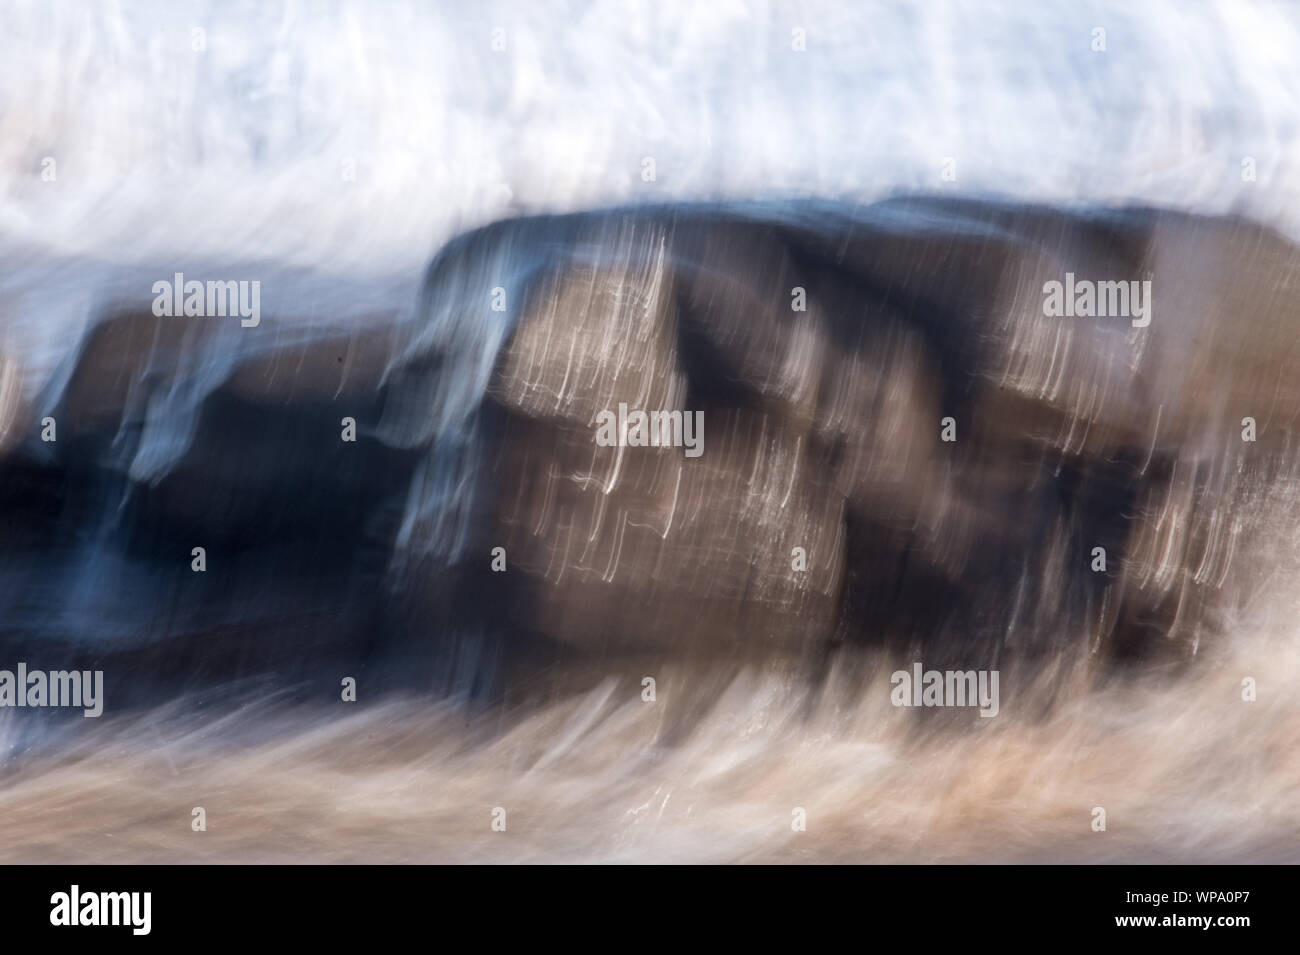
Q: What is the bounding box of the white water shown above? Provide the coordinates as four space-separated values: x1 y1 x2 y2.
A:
2 0 1298 272
3 0 1297 471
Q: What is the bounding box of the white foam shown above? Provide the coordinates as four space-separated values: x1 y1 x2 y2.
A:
1 0 1298 366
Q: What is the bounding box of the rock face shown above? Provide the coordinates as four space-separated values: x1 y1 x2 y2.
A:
3 198 1299 701
0 351 21 456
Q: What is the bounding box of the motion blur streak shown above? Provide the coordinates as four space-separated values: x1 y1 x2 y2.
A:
1 2 1299 863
